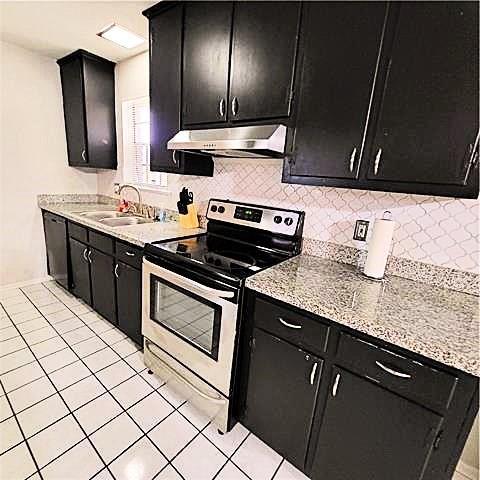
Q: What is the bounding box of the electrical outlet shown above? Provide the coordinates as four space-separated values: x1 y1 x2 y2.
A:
353 220 369 241
113 183 120 195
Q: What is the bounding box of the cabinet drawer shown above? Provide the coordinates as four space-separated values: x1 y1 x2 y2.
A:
89 230 114 255
254 298 329 356
44 212 66 225
68 222 88 243
336 333 457 413
116 242 142 269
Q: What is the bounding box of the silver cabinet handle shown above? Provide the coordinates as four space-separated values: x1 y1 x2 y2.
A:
332 373 341 397
463 136 479 185
219 98 225 117
374 148 382 175
87 249 92 264
310 362 318 385
231 97 238 116
81 149 86 162
349 147 357 173
278 317 302 329
114 264 119 278
82 248 88 262
172 150 178 165
375 361 411 379
125 251 135 257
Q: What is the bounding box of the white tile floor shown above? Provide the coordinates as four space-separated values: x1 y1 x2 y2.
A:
0 280 471 480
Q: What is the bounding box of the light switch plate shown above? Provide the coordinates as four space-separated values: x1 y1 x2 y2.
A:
353 220 369 241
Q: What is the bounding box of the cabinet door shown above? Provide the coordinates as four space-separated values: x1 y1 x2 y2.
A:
69 238 91 305
150 5 183 173
228 2 301 122
311 367 443 480
244 328 322 469
90 248 116 324
83 56 117 169
182 2 232 125
367 2 479 186
43 213 68 289
115 262 142 345
59 57 88 166
290 2 386 180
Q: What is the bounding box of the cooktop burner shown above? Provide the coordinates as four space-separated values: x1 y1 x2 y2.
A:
148 233 289 281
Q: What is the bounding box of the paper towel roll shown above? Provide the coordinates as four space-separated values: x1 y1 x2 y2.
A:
364 212 395 279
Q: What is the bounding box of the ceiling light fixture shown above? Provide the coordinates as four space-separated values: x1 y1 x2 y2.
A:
98 24 145 49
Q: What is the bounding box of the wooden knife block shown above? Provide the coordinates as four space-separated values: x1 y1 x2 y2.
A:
179 204 199 229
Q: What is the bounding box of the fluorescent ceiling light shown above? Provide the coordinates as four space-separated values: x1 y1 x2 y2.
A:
98 24 145 49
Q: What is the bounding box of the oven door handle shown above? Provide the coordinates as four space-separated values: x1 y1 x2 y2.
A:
143 258 235 299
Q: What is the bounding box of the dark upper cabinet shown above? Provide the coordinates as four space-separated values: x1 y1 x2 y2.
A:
178 1 300 126
42 212 68 290
367 2 479 188
182 2 232 125
57 50 117 169
90 248 116 324
244 328 322 470
289 2 387 180
228 2 300 122
147 4 213 176
69 237 91 305
115 261 142 345
311 367 443 480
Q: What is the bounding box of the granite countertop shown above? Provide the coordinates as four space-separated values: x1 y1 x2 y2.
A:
40 202 205 247
246 254 479 376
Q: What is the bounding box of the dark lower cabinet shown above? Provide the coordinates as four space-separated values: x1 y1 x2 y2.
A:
244 328 322 469
69 237 91 305
115 261 142 345
90 248 116 324
42 213 68 289
311 367 443 480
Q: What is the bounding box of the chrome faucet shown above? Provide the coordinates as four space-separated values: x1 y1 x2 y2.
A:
118 184 143 215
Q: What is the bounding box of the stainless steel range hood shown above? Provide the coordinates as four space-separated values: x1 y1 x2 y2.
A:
167 124 287 158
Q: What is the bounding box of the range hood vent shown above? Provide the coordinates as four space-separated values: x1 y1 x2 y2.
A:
167 124 287 159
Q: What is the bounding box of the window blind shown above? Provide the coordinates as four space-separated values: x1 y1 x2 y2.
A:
122 97 167 188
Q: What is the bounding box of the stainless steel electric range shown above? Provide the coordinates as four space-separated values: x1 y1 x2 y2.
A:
142 199 305 432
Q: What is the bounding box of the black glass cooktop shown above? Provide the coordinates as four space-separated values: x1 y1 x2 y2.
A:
147 233 289 280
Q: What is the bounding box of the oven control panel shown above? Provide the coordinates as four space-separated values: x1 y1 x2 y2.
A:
207 200 302 236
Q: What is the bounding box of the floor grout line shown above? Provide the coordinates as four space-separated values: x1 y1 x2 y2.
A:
1 280 273 480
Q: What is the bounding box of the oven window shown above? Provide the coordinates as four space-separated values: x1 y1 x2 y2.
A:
150 275 221 360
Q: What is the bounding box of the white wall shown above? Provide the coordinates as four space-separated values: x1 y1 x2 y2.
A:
0 41 98 286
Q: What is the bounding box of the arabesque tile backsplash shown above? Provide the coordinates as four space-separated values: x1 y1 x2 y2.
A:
98 158 479 274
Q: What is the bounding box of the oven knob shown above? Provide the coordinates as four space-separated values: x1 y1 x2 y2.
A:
274 215 282 224
218 206 225 213
206 257 214 263
214 259 222 266
284 217 293 226
210 205 217 212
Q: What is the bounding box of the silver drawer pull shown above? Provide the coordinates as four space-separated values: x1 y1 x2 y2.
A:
310 362 318 385
231 97 238 116
278 317 302 329
82 248 88 262
114 264 119 278
125 251 135 257
219 98 225 117
332 373 341 397
172 150 178 165
375 361 411 379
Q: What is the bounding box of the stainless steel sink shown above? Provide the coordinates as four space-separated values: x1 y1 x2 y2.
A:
79 210 153 227
80 211 129 221
98 217 153 227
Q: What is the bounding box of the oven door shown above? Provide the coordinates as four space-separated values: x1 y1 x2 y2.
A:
142 257 238 397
